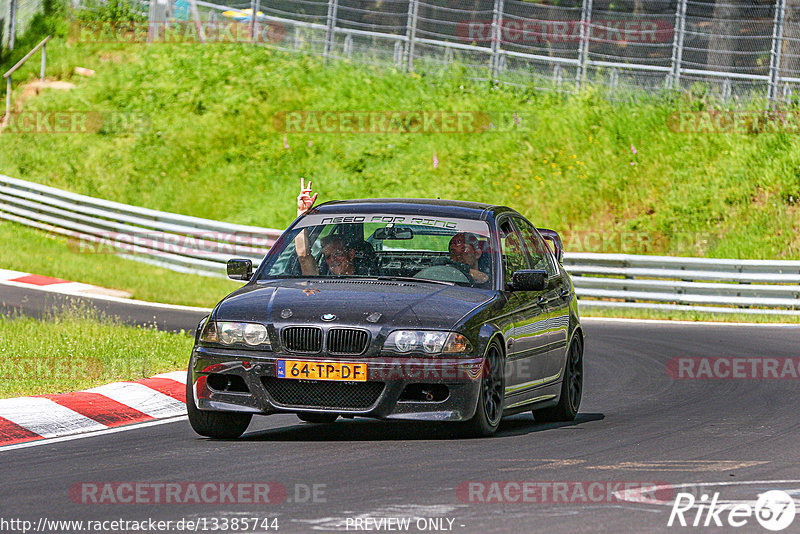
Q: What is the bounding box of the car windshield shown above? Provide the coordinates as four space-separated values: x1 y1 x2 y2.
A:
257 212 495 287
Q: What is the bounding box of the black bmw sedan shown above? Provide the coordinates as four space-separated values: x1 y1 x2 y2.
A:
187 199 584 438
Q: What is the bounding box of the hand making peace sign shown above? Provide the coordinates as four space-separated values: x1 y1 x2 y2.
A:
297 178 318 217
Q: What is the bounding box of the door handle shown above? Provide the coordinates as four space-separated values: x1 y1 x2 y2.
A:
559 288 570 299
537 296 548 306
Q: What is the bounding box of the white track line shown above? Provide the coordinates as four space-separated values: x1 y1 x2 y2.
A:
85 382 186 418
151 370 187 384
0 416 189 453
0 397 107 438
0 279 211 313
582 316 800 327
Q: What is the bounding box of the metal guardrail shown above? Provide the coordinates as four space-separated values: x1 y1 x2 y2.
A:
565 253 800 315
0 174 280 277
1 175 799 315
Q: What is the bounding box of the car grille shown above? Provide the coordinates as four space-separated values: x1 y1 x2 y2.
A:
262 378 384 410
281 327 322 353
327 328 370 355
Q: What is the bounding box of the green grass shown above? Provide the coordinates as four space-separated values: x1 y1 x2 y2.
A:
1 38 799 260
2 35 800 319
0 221 241 307
0 307 194 398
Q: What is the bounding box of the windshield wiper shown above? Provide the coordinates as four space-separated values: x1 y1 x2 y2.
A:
375 276 454 286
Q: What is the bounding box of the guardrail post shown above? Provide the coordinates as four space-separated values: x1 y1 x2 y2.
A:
490 0 505 82
576 0 592 92
323 0 339 63
768 0 787 109
668 0 687 89
404 0 419 72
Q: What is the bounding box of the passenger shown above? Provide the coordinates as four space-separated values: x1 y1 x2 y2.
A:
448 232 490 284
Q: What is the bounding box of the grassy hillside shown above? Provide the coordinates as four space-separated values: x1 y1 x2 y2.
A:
1 38 799 261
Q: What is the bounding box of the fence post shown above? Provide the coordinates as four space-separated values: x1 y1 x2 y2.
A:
404 0 419 72
669 0 687 89
147 0 161 43
40 42 46 81
249 0 261 43
490 0 505 82
8 0 17 50
323 0 339 63
189 0 206 43
576 0 592 91
768 0 787 108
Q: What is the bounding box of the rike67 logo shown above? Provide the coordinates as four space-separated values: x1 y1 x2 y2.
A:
668 490 796 531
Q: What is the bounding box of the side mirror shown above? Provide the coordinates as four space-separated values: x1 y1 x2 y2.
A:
227 258 253 281
511 270 548 292
538 228 564 263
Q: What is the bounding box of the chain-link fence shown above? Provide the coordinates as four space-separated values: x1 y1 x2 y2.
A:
5 0 800 107
139 0 800 107
1 0 45 50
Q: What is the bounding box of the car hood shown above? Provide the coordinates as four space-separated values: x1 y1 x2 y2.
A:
215 279 493 330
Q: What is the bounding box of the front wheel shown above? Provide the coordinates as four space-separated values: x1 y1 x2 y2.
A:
186 365 252 439
533 335 583 423
461 340 505 437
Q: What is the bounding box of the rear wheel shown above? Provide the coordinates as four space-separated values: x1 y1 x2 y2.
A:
186 365 252 439
533 335 583 423
297 413 338 424
461 340 505 437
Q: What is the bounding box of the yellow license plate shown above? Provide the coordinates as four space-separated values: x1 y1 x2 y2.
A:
276 360 367 382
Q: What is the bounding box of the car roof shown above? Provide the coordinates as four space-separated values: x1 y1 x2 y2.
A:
309 198 515 220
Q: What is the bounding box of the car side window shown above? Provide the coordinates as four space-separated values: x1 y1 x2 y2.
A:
514 217 557 277
499 219 530 286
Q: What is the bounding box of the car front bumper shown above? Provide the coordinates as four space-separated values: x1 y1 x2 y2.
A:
189 347 485 422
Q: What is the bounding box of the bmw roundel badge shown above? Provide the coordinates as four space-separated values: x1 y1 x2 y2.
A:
321 313 337 321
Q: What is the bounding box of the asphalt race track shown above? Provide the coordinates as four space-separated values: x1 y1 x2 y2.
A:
2 284 799 533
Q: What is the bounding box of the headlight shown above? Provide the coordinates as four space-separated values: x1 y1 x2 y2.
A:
383 330 472 355
200 321 271 349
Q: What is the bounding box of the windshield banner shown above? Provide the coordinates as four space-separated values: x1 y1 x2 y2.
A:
296 213 490 236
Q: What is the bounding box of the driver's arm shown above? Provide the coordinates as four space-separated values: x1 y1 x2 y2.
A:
295 230 319 275
295 178 319 275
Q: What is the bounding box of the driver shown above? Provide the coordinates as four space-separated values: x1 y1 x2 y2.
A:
448 232 490 284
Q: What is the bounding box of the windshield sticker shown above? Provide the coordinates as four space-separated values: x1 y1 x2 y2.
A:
297 213 490 236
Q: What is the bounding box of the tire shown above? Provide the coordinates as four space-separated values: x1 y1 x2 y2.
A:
297 413 338 424
533 335 583 423
186 365 252 439
461 339 505 437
